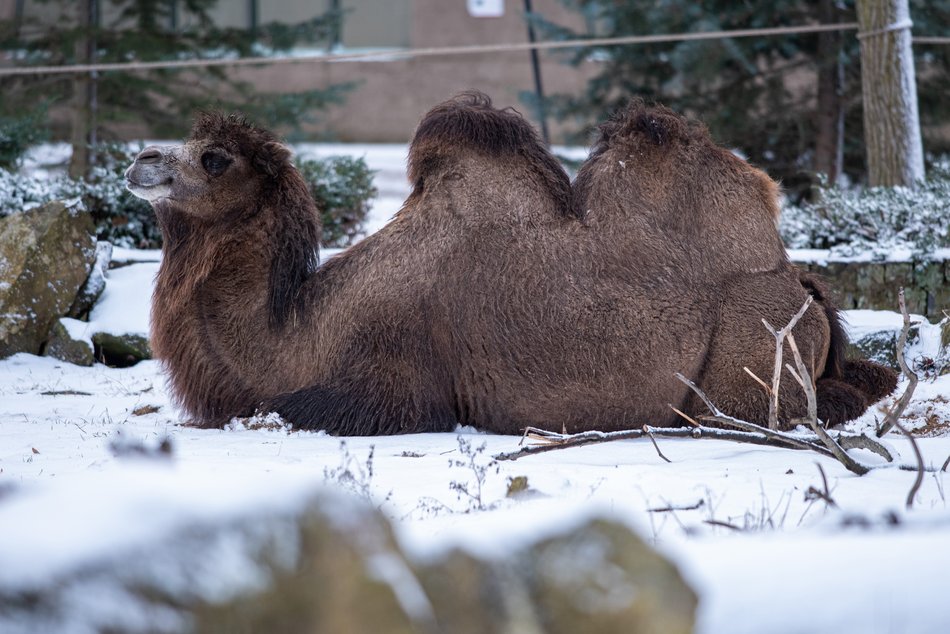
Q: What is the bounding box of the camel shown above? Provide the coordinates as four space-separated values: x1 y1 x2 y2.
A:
125 93 895 434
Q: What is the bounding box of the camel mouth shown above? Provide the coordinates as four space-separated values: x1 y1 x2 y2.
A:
126 176 173 202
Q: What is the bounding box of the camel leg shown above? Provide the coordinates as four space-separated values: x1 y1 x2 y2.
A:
263 377 456 435
689 270 839 430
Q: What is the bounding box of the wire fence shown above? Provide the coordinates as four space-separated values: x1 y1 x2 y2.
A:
0 21 945 78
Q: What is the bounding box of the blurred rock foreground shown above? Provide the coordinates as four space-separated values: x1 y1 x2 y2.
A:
0 477 697 634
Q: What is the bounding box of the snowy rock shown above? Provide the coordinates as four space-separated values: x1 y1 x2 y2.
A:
67 240 113 320
0 200 96 358
44 317 94 366
0 467 695 634
413 518 697 634
91 332 151 366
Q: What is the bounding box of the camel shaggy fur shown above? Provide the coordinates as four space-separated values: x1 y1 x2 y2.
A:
125 93 895 434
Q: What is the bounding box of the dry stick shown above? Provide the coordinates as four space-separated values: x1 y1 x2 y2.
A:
643 425 672 463
670 404 702 428
786 333 870 475
762 296 814 430
743 366 772 394
941 454 950 473
495 424 815 461
877 288 920 438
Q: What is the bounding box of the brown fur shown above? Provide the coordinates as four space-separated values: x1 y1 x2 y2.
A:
127 93 893 434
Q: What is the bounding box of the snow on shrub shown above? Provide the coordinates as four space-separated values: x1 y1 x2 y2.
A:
0 147 376 249
781 158 950 259
296 155 377 248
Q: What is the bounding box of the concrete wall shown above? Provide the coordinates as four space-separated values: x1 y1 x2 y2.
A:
233 0 593 142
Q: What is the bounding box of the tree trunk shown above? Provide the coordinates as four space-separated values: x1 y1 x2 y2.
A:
68 0 96 180
814 0 845 184
856 0 925 187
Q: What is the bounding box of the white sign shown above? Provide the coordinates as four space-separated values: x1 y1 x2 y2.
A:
467 0 505 18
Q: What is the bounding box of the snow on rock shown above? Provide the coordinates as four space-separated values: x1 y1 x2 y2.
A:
0 462 696 634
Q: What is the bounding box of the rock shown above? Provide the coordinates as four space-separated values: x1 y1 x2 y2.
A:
0 473 697 634
91 331 151 367
0 200 96 358
414 518 697 634
848 324 919 371
44 317 94 366
0 486 423 634
67 240 113 319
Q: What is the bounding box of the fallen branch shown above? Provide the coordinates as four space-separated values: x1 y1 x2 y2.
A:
676 372 835 457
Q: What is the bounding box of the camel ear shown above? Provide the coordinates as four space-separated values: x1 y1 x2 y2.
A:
255 141 292 178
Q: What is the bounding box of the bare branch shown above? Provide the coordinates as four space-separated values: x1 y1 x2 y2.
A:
643 425 672 463
834 432 894 462
787 332 869 475
762 296 815 430
877 288 919 438
942 454 950 473
676 372 832 455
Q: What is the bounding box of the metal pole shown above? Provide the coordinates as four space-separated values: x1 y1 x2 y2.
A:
523 0 550 147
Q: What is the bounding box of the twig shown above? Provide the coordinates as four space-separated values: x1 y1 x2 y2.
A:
762 296 814 430
942 454 950 473
669 404 701 428
804 463 838 508
648 499 705 513
743 366 772 394
786 333 869 475
891 419 925 509
877 289 919 438
643 425 672 463
704 519 743 532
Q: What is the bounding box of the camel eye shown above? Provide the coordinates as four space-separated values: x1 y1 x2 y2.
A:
201 151 232 176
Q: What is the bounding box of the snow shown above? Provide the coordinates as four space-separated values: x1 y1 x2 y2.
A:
2 143 950 632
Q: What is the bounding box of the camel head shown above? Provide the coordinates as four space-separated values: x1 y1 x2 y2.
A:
125 112 294 221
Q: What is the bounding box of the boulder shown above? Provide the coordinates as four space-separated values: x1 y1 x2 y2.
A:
44 317 94 366
67 240 113 319
91 332 151 367
0 200 96 358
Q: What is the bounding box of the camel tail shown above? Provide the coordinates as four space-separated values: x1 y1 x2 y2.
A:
800 271 898 422
798 271 846 380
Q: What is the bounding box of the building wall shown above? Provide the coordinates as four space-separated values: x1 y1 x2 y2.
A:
232 0 594 142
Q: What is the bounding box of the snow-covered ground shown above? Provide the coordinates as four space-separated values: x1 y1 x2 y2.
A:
3 145 950 633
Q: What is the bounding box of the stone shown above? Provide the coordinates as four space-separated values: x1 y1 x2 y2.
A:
91 331 151 366
0 482 697 634
414 518 697 634
848 323 921 372
67 240 113 319
44 317 94 366
0 200 96 358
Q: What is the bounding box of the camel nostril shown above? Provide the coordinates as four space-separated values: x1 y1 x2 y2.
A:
135 147 163 165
